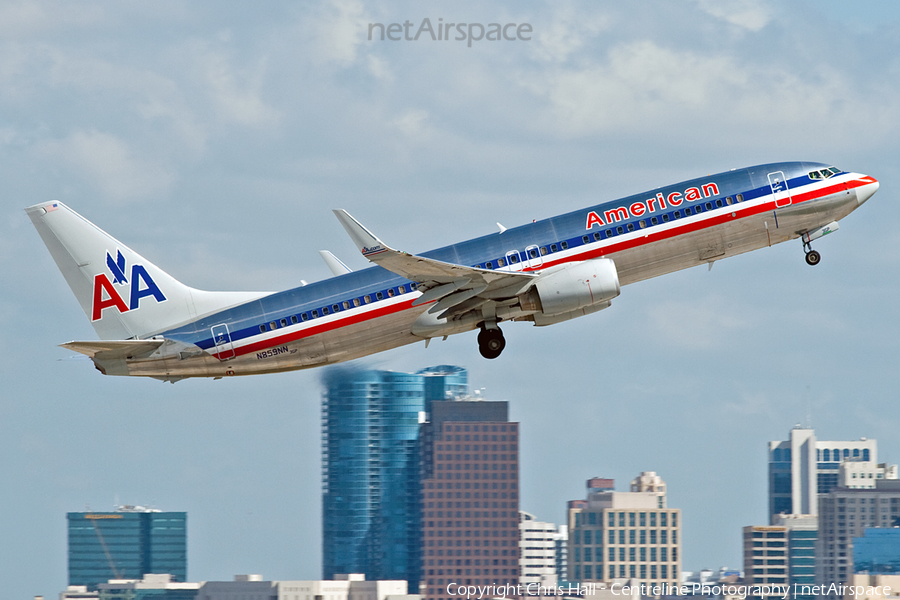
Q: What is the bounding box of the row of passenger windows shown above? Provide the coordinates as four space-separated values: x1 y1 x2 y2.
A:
473 195 745 271
258 283 417 333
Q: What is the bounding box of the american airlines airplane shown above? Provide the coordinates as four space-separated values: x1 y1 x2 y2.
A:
27 161 878 382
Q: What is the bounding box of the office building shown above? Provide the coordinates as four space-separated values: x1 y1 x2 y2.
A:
566 472 681 586
321 366 467 587
768 427 879 520
853 529 900 574
772 514 818 591
67 506 186 590
196 573 411 600
519 512 560 587
96 574 199 600
818 480 900 590
419 399 519 600
742 526 788 588
554 526 569 586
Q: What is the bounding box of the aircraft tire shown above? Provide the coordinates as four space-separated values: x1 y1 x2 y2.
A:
805 250 821 266
478 328 506 359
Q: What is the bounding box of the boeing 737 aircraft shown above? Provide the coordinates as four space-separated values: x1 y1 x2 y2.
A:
27 161 878 382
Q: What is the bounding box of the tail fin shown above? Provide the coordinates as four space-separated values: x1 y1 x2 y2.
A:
26 201 270 340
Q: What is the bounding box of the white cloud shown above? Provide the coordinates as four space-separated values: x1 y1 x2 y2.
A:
691 0 772 32
191 43 282 127
41 130 175 202
531 5 611 63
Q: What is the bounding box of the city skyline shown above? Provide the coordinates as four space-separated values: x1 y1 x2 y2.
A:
4 2 900 599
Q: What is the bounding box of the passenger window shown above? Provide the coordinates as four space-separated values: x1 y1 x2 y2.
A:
508 254 519 264
683 207 692 216
662 214 670 222
312 310 319 318
410 283 417 290
639 220 646 228
399 285 406 294
736 194 744 202
342 301 350 310
333 304 340 312
674 211 681 219
650 218 658 226
627 223 635 231
270 321 277 329
498 258 506 266
259 325 266 333
363 295 371 304
593 233 601 241
705 202 712 210
716 199 723 207
353 298 360 307
485 261 493 269
322 307 329 315
291 315 298 324
387 288 395 297
540 247 548 255
616 226 624 235
726 197 733 205
561 241 569 250
550 244 557 253
529 248 538 258
582 236 589 244
695 204 703 212
301 313 309 322
376 292 384 300
280 318 287 327
605 229 612 237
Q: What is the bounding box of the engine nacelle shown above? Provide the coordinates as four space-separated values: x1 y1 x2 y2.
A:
531 258 620 316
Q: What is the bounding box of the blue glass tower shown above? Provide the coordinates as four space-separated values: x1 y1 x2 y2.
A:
322 366 467 587
854 529 900 574
67 508 186 589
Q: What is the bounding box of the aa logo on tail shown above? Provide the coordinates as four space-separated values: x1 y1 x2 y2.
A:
92 250 167 321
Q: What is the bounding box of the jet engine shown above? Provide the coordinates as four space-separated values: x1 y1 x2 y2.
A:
518 258 620 325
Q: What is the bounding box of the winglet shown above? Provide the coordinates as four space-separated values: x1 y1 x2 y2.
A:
318 250 353 276
333 209 392 259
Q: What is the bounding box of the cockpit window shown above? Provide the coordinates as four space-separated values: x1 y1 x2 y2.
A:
809 167 840 180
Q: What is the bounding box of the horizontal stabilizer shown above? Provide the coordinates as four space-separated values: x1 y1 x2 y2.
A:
61 339 164 359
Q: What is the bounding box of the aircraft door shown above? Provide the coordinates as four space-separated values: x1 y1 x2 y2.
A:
211 323 235 360
505 250 524 271
768 171 792 208
525 245 544 270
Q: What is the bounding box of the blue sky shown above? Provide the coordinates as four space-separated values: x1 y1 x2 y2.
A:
3 1 900 597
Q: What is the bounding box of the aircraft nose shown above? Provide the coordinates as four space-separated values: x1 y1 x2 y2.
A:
857 176 879 206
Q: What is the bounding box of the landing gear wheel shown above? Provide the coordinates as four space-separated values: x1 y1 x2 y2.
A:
805 250 821 266
478 328 506 359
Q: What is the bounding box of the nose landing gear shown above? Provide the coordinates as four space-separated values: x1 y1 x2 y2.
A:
804 247 821 266
477 323 506 359
801 221 839 266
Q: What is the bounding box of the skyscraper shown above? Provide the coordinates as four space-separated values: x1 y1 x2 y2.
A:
566 472 681 586
67 506 186 589
768 427 878 520
321 365 467 587
419 399 520 600
817 480 900 590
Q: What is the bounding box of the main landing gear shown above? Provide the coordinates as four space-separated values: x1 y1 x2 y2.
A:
477 323 506 359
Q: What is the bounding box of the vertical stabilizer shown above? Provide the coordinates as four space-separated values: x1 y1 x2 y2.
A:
26 201 269 340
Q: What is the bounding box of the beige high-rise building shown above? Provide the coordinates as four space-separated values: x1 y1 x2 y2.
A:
566 472 680 586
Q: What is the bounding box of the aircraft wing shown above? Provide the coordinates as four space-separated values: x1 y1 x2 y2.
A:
333 209 536 319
